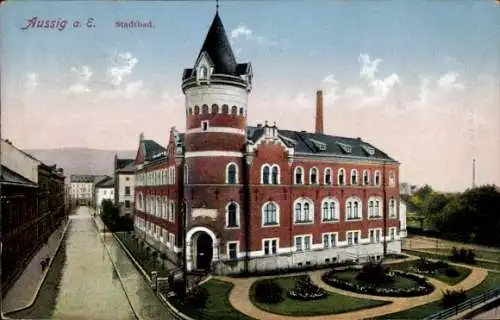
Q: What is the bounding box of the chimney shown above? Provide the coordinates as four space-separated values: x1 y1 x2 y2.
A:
139 132 144 141
315 90 324 134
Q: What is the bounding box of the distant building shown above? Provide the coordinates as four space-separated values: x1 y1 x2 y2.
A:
70 174 107 206
1 139 65 292
114 156 135 217
400 182 417 196
95 176 114 214
132 11 405 275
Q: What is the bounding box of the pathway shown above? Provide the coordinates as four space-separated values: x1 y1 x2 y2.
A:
215 255 488 320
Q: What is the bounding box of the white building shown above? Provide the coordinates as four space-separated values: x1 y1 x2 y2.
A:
94 176 114 214
70 175 108 206
1 139 39 184
114 156 135 217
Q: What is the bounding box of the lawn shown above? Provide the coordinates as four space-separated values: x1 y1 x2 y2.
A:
403 249 500 271
115 232 170 277
373 272 500 319
250 276 391 317
334 270 419 290
389 260 472 286
419 248 500 262
169 279 254 320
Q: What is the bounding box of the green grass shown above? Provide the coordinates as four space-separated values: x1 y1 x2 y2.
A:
334 270 419 290
403 249 500 271
115 232 170 277
170 279 254 320
389 260 472 286
419 248 500 262
373 272 500 319
249 276 391 317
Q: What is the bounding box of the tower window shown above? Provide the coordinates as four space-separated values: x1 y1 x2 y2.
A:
222 104 229 114
211 104 219 114
202 104 209 114
239 107 244 116
201 120 209 131
199 66 208 79
231 106 238 115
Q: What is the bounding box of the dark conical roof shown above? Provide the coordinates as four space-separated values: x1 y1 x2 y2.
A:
196 12 237 75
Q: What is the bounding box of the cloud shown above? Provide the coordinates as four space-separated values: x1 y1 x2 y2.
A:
230 24 279 46
322 74 340 103
437 71 465 90
25 72 38 92
100 80 147 100
68 66 92 93
107 51 139 87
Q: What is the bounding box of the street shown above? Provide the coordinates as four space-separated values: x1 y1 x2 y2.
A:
8 206 171 320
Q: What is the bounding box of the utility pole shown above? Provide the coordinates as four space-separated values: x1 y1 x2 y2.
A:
472 158 476 188
382 161 388 257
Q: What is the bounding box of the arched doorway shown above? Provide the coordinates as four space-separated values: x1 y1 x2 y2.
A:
194 232 213 270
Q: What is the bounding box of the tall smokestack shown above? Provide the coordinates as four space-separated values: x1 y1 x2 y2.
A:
472 158 476 188
315 89 324 134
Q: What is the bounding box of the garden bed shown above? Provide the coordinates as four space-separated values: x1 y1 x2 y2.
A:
169 279 254 320
115 232 170 277
249 276 391 316
322 267 434 297
390 259 471 285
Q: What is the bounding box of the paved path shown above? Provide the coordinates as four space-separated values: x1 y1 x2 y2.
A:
215 256 488 320
2 219 69 314
472 303 500 319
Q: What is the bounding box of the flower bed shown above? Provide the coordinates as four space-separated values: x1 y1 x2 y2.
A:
287 275 327 301
322 268 434 297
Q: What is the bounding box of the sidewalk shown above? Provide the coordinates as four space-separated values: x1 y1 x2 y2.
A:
2 219 70 314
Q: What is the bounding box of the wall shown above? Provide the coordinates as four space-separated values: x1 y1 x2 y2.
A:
118 173 135 215
1 140 39 183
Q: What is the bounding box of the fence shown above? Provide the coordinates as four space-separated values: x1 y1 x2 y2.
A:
423 287 500 320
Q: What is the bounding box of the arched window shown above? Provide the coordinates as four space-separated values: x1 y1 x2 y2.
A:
294 167 304 184
389 198 396 217
194 105 200 115
226 163 238 184
226 202 239 228
239 107 244 116
351 169 358 185
374 170 381 186
294 198 314 224
261 165 270 184
324 168 332 185
271 165 280 184
202 104 209 114
321 197 339 222
211 104 219 114
346 197 362 220
222 104 229 114
231 106 238 115
389 172 396 186
363 170 370 185
338 168 345 186
262 202 279 226
188 107 193 115
199 66 207 79
309 167 318 184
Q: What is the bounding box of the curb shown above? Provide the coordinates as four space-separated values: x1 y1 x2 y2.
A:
93 220 141 320
2 219 70 316
157 292 196 320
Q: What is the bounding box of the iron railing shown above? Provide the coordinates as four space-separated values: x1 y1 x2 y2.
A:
424 287 500 320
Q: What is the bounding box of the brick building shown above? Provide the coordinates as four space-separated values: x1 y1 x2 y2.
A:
133 12 406 274
1 139 66 291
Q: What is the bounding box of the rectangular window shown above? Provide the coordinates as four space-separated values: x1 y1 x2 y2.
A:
347 231 360 246
125 186 130 196
263 239 278 255
169 234 175 246
228 242 238 260
390 228 396 240
295 237 303 252
376 230 381 243
125 200 130 208
295 235 312 252
369 230 375 243
323 233 337 249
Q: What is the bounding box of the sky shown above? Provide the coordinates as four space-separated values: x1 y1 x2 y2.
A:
1 1 499 192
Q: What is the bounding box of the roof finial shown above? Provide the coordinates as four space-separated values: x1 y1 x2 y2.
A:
216 0 219 12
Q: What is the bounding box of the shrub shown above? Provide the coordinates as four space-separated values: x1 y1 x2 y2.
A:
254 280 284 304
442 289 467 308
287 275 327 300
435 260 449 269
444 267 460 278
450 247 476 264
185 286 209 309
356 258 394 283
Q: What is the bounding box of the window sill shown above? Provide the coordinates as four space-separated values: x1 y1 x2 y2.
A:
322 219 339 223
368 216 383 219
262 223 279 228
294 221 314 225
225 226 240 230
346 218 362 221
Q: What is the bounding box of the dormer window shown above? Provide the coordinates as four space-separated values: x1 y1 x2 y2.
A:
199 66 208 79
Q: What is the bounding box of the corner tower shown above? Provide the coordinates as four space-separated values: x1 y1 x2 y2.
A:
181 11 253 271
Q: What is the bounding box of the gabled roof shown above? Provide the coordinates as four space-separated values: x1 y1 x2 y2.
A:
142 140 167 161
116 158 135 170
0 166 38 188
95 176 114 188
246 126 397 162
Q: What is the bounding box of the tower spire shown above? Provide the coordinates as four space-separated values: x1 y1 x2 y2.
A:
216 0 219 12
